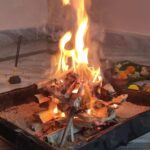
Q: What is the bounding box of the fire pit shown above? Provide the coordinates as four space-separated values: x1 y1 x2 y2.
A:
0 0 149 150
0 85 149 150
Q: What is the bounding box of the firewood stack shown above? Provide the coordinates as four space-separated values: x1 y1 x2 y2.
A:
34 71 128 146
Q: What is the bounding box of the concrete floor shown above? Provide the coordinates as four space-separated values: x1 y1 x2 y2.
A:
0 52 50 93
0 41 149 150
0 40 57 93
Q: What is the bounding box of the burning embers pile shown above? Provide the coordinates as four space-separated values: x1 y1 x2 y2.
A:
35 0 128 148
37 73 127 147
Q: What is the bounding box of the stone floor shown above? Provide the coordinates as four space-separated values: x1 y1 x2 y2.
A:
0 41 149 150
117 133 150 150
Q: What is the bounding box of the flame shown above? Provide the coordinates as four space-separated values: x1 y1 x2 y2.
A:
62 0 70 6
61 112 66 118
57 0 102 82
53 106 66 119
58 32 75 72
44 0 105 121
53 106 59 114
111 104 119 109
87 109 91 115
75 0 88 65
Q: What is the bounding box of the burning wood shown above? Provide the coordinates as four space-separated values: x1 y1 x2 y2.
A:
36 96 63 123
35 94 50 104
38 109 56 124
59 107 76 147
0 1 149 150
33 0 129 148
36 70 128 146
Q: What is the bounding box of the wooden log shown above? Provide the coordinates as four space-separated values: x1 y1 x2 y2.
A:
59 117 74 147
37 98 60 123
95 94 128 108
37 110 55 124
64 82 77 99
35 94 50 104
110 94 128 105
45 127 79 146
74 118 93 128
46 128 64 145
76 107 116 128
59 107 77 147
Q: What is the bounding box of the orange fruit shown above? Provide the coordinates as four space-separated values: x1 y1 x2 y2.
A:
118 71 128 79
126 66 136 74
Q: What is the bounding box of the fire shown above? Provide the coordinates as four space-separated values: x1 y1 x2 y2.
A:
53 106 66 119
58 32 75 72
53 106 59 114
57 0 102 83
45 0 103 122
62 0 70 6
111 104 119 109
75 0 89 65
87 109 91 115
39 1 126 126
61 112 66 118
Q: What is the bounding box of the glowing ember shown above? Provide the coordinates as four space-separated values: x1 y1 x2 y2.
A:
53 106 66 118
87 109 91 115
61 112 66 118
53 107 59 114
72 88 79 94
111 104 119 109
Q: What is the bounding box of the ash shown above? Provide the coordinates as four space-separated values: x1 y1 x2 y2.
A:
0 102 43 134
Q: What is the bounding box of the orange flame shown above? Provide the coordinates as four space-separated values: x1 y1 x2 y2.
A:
53 106 66 119
53 106 59 114
61 112 66 118
58 0 102 82
62 0 70 6
87 109 91 115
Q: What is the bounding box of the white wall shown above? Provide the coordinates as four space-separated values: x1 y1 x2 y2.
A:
1 0 149 36
47 0 150 36
0 0 48 30
98 0 150 35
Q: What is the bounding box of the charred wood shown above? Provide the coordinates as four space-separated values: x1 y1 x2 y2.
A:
35 94 50 104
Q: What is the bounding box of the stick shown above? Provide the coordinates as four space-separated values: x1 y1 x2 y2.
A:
34 94 50 104
70 121 74 142
15 35 22 68
59 116 73 147
37 110 54 123
59 107 76 147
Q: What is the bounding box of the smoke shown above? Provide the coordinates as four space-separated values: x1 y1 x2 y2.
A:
87 0 106 67
88 21 105 68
